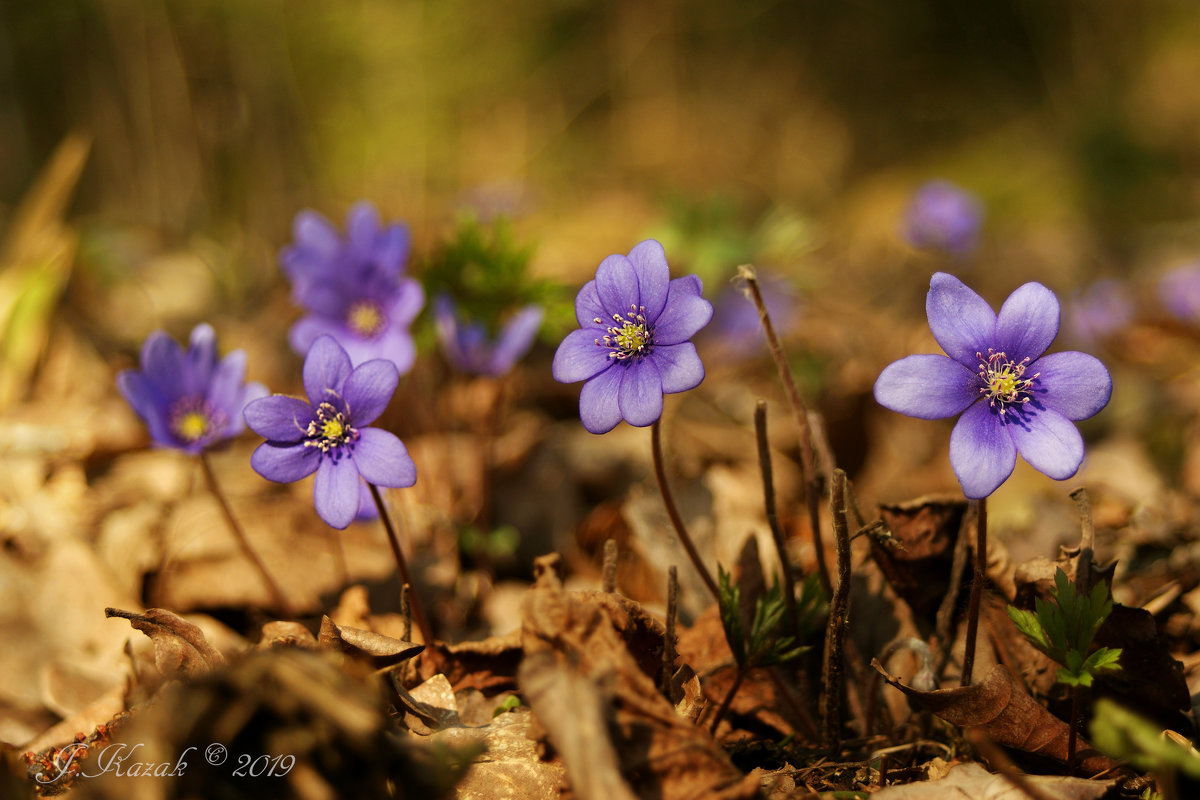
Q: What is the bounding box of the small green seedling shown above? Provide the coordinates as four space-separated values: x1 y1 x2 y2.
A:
1006 567 1122 688
710 566 821 734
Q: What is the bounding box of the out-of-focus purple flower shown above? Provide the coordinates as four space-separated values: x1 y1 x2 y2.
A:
706 271 798 354
118 324 268 455
1158 263 1200 323
873 273 1111 499
433 295 543 377
902 181 983 255
280 202 424 372
1067 279 1134 344
244 335 416 529
552 239 712 434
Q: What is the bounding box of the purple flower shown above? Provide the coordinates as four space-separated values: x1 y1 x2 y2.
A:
280 202 425 372
433 295 543 377
117 324 267 454
1067 279 1134 344
552 239 712 434
1157 263 1200 323
902 181 983 255
244 335 417 529
873 273 1111 499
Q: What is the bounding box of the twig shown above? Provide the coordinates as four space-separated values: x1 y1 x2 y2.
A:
1071 486 1095 596
661 566 679 698
934 505 974 679
965 728 1057 800
198 452 292 616
961 497 988 687
602 538 619 593
708 665 748 736
739 264 833 598
400 583 412 643
651 419 719 601
822 469 852 750
755 400 801 641
368 483 435 646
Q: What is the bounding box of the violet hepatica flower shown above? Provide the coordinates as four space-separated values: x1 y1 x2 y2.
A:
118 323 267 454
1157 262 1200 324
280 201 424 372
244 335 416 529
433 294 543 377
552 239 712 434
902 181 983 255
1067 279 1134 344
873 272 1112 499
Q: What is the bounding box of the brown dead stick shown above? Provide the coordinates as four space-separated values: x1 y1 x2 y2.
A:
821 469 852 750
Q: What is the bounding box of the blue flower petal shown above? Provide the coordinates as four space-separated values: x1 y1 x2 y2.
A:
553 328 614 383
926 272 997 369
874 354 981 420
206 350 248 420
1006 404 1084 481
596 254 640 318
117 370 172 445
343 360 399 426
489 305 543 375
579 365 623 434
628 239 670 322
228 381 269 437
949 401 1016 498
141 331 186 403
185 323 217 396
251 441 320 483
386 278 425 328
1030 351 1112 421
575 280 606 328
345 201 380 257
653 278 713 345
292 210 340 260
303 336 354 405
618 359 663 427
244 395 314 442
653 342 705 394
313 457 362 529
353 428 416 488
995 281 1060 362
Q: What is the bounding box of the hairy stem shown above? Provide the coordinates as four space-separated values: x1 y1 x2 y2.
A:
368 483 435 646
739 265 832 598
651 419 719 601
198 452 292 615
708 664 748 736
961 497 988 686
1068 684 1081 775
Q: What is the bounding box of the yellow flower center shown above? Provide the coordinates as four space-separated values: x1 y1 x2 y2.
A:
977 349 1039 415
347 300 385 337
594 304 652 361
167 396 225 445
176 411 211 442
304 401 358 457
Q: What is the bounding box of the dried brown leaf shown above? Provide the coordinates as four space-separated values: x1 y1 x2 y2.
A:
104 607 223 680
317 615 423 668
873 662 1119 776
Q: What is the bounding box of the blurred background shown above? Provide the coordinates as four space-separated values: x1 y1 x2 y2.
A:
4 0 1200 750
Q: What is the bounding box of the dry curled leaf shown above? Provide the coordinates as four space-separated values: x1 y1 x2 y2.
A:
104 607 223 680
317 615 423 668
873 661 1119 776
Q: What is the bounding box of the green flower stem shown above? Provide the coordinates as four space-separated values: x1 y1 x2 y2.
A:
368 483 435 646
198 452 292 615
739 265 833 599
961 497 987 686
651 419 719 601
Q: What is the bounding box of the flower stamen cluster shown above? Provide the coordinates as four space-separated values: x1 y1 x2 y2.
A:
346 300 386 338
977 349 1039 414
303 401 359 458
595 304 652 361
167 396 228 444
